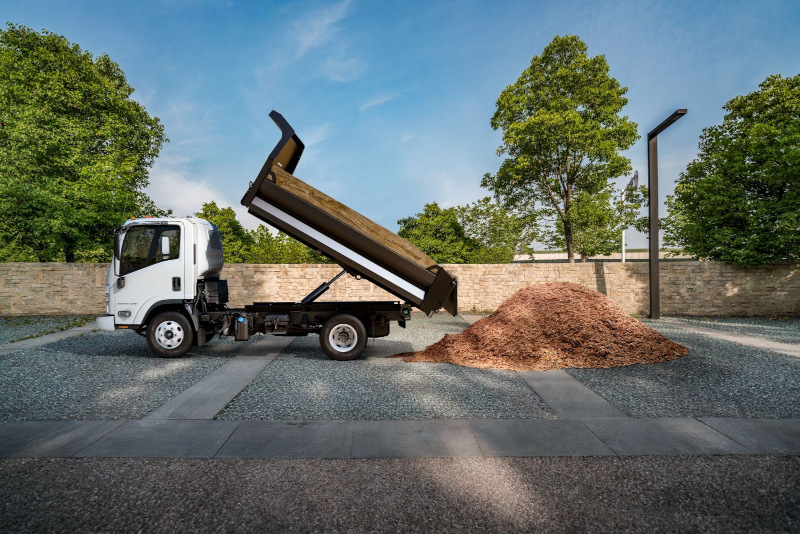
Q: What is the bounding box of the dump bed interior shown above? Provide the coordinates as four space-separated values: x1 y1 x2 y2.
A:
241 111 457 316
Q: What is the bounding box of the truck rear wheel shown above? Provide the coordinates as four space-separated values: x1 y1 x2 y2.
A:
147 311 194 358
320 314 367 361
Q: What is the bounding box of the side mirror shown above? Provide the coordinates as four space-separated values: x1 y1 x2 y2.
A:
113 227 122 277
113 228 121 260
161 235 170 256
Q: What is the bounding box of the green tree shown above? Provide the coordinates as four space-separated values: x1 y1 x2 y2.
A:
554 183 648 260
194 202 253 263
398 202 514 264
247 225 331 264
0 24 167 262
482 35 639 263
398 203 474 263
664 74 800 265
455 197 536 257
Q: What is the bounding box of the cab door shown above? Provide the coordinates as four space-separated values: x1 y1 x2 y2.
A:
111 222 185 327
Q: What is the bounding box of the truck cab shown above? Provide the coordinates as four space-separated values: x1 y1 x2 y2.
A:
97 217 226 353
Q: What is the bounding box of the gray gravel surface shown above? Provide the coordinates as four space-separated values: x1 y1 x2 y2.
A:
0 332 252 421
568 321 800 418
0 315 95 344
1 456 798 533
678 316 800 345
219 314 554 420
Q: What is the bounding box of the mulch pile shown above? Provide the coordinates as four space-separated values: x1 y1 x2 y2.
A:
395 282 689 371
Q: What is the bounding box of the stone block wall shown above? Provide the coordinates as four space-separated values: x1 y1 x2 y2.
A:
0 263 109 315
0 261 797 316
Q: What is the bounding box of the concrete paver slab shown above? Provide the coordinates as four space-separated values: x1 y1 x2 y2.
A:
660 319 800 357
469 419 615 456
460 314 484 325
75 420 240 458
351 420 482 458
582 418 748 455
0 324 98 356
699 418 800 454
519 370 627 419
216 420 354 458
0 420 124 458
143 336 294 420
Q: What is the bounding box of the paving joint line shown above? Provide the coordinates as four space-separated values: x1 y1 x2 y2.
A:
73 420 128 457
576 417 615 454
211 421 243 458
693 416 750 451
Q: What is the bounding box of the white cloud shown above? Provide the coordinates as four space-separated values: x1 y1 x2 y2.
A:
360 92 401 111
400 134 414 143
321 52 365 83
253 0 363 84
303 122 332 147
146 156 259 230
291 0 352 57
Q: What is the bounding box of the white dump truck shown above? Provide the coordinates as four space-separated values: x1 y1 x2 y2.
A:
97 111 458 360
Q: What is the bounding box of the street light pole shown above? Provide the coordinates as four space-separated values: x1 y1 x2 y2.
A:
621 170 638 263
647 109 687 319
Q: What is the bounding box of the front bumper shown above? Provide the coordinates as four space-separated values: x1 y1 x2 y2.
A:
96 315 115 332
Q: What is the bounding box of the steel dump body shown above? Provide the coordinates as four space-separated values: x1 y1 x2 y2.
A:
241 111 457 316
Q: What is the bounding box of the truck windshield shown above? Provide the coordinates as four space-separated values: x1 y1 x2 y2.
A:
120 225 181 275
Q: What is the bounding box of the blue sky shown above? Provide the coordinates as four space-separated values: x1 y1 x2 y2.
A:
5 0 800 248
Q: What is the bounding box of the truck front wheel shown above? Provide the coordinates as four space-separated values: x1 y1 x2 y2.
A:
147 311 194 358
320 314 367 361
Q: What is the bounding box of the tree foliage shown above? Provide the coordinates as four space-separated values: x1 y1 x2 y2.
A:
195 202 330 264
663 74 800 265
248 225 332 264
0 24 167 262
482 35 639 262
398 201 526 264
194 202 254 264
455 197 537 256
555 183 648 259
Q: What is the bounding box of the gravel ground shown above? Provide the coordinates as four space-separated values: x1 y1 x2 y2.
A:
677 316 800 345
0 331 253 421
0 315 96 344
1 456 798 532
568 321 800 418
218 314 554 420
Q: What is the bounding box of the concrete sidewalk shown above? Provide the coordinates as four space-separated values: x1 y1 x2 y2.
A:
660 318 800 357
1 416 798 459
0 324 98 356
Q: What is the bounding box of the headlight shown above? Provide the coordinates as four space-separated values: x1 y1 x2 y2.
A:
105 284 110 315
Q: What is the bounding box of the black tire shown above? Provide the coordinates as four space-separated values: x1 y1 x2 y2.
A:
319 314 367 361
146 311 194 358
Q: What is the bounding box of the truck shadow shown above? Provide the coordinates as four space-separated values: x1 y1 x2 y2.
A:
279 337 414 361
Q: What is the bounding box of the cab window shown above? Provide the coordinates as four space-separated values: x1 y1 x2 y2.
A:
120 225 180 275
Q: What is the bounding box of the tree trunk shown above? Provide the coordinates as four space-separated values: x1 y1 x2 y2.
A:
564 221 575 263
64 235 76 263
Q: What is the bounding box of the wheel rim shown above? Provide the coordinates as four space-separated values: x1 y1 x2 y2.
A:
328 324 358 353
155 320 184 349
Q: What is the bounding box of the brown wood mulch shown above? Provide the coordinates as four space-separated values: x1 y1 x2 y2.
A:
395 282 689 371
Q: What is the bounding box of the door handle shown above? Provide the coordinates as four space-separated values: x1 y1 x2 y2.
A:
172 277 181 291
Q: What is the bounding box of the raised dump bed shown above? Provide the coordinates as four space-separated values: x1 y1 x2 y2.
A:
241 111 458 316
